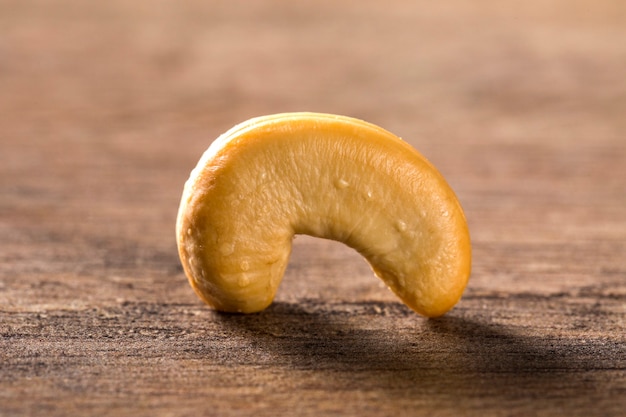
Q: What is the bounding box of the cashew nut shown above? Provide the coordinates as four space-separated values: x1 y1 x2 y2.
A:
176 113 471 317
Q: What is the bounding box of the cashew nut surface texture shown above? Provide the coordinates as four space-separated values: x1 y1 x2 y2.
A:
176 113 471 317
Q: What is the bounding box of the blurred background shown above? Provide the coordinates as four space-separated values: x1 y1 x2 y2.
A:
1 1 626 415
1 0 625 304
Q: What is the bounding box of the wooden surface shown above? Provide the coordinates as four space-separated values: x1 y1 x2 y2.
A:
1 1 625 416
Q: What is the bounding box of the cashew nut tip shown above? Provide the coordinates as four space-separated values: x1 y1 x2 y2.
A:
176 112 471 317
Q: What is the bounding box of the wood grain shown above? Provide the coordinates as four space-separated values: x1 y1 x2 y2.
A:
1 1 625 416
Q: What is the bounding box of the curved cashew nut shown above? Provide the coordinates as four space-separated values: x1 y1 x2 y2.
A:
176 113 471 317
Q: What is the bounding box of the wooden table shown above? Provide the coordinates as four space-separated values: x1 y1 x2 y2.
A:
2 1 625 415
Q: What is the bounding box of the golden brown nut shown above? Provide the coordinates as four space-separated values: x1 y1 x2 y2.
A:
176 113 471 317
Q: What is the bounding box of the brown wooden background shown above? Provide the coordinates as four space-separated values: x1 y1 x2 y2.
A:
1 1 625 416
